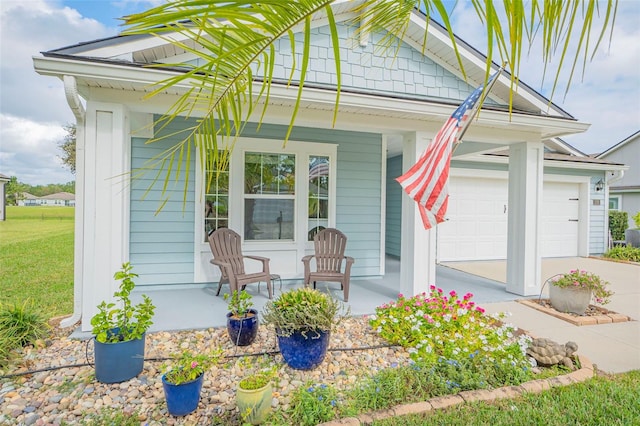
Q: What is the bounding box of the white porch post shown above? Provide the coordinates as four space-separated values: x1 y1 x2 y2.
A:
400 132 437 297
80 103 131 331
506 141 544 296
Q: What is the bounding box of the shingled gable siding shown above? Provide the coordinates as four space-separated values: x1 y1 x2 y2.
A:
265 23 496 105
129 119 383 285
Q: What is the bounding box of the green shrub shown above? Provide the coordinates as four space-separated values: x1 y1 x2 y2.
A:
369 287 532 370
604 245 640 262
633 211 640 228
609 210 628 241
0 301 49 347
289 382 340 426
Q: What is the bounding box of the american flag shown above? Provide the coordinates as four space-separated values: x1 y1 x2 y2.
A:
396 68 503 229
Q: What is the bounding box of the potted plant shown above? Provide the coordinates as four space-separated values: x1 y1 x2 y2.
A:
548 269 614 315
262 287 346 370
90 262 155 383
625 211 640 248
162 348 222 416
236 356 276 425
224 290 259 346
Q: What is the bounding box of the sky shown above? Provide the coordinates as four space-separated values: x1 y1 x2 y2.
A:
0 0 638 185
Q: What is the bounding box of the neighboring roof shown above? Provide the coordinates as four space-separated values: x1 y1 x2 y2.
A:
597 130 640 158
40 192 75 201
485 150 625 170
609 185 640 192
20 192 38 199
0 173 9 182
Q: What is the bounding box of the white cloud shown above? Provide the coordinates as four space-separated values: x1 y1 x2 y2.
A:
0 114 71 184
448 1 640 154
0 0 116 184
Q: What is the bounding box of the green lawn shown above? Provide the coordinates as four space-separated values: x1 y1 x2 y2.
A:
372 370 640 425
0 206 74 318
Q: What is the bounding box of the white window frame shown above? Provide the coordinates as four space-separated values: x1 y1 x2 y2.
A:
608 195 620 211
194 137 337 282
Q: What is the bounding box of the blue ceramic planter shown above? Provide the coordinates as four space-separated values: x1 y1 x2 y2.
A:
227 309 259 346
94 331 145 384
277 329 330 370
162 373 204 416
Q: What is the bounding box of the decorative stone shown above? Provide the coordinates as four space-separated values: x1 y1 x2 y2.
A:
526 338 578 369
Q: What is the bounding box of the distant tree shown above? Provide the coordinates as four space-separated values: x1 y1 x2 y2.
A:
6 176 27 205
58 124 76 174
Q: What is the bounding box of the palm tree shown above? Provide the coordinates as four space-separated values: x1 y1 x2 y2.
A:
121 0 617 198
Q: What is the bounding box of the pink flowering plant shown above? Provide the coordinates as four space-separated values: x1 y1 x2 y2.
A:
163 348 223 385
551 270 613 305
368 286 531 370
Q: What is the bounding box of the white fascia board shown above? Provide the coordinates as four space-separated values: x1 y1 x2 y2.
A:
33 55 185 89
33 55 588 138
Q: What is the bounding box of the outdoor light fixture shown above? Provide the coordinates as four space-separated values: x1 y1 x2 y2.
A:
595 179 605 192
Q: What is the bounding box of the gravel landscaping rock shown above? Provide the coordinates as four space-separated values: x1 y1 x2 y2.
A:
0 316 409 425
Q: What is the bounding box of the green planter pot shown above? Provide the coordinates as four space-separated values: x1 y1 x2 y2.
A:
549 284 591 315
236 381 272 425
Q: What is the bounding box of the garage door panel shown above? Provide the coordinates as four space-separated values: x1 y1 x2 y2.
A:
437 177 580 261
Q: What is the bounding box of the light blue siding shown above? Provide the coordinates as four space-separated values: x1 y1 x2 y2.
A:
130 127 196 285
589 175 607 254
385 155 402 257
129 120 383 285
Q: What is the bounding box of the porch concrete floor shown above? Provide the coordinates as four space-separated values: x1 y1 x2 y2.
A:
119 257 526 334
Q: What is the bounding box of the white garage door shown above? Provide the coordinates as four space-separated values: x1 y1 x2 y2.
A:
437 177 579 261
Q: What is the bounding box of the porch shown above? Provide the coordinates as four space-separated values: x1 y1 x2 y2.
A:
120 257 526 334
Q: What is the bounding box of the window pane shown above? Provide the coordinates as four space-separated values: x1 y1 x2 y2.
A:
609 198 619 210
245 152 295 195
308 156 330 240
245 199 294 240
204 153 229 241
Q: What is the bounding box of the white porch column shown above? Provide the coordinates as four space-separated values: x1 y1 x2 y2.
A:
80 103 131 331
400 132 437 297
506 141 544 296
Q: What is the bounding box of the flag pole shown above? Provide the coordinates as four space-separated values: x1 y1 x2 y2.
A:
453 64 505 153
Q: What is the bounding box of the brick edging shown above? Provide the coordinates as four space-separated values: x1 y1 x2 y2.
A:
517 299 632 326
318 355 594 426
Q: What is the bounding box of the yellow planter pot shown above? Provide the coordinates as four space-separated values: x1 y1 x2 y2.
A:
236 381 272 425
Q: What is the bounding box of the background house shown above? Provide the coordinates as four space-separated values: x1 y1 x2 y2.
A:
17 192 75 206
33 4 624 331
597 130 640 230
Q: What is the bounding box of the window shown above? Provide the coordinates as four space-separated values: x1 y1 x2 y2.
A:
198 138 335 248
308 156 330 240
244 152 296 240
609 196 619 211
203 154 230 241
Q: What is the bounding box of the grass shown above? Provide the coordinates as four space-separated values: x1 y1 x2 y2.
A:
0 206 74 318
371 370 640 425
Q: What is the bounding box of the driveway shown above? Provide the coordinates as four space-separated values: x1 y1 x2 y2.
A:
442 257 640 374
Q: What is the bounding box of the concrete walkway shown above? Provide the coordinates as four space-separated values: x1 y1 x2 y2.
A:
443 257 640 374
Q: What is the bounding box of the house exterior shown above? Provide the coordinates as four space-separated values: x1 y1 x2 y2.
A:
597 130 640 230
0 173 9 221
17 192 75 206
33 2 624 331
